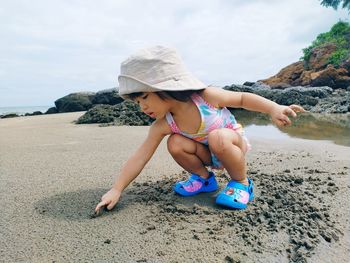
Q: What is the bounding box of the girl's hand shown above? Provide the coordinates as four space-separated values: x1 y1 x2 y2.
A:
270 104 305 127
95 188 122 213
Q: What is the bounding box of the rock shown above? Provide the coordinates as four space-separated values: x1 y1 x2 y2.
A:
274 87 320 106
260 44 350 89
320 232 332 242
307 43 337 71
311 64 350 89
54 92 96 113
45 107 58 114
24 111 43 116
91 88 123 105
242 81 255 86
103 239 111 244
340 59 350 71
0 113 20 119
224 84 332 107
49 88 124 115
224 255 241 263
294 178 304 185
76 104 115 123
227 82 350 113
311 89 350 113
260 61 305 88
76 101 153 126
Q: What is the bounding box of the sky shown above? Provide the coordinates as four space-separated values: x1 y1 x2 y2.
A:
0 0 349 107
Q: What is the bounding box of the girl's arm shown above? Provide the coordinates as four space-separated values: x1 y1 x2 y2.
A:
203 87 305 127
112 120 169 192
95 119 170 212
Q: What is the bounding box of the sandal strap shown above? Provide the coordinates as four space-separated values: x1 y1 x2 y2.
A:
180 174 203 187
226 178 253 194
180 172 215 186
189 174 205 182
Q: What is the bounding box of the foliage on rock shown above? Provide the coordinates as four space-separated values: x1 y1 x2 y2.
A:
301 21 350 68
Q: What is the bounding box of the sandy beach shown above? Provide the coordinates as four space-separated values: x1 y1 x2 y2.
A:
0 112 349 263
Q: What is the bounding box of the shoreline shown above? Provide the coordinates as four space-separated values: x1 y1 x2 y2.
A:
1 112 349 262
0 105 53 115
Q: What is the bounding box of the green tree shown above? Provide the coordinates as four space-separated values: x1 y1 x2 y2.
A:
320 0 350 10
301 21 350 67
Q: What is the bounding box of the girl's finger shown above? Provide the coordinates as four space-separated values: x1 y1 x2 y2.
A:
275 119 284 127
107 201 116 210
289 104 305 113
95 200 108 212
285 107 297 118
283 115 291 125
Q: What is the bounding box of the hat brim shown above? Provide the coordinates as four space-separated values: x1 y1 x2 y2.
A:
118 74 207 99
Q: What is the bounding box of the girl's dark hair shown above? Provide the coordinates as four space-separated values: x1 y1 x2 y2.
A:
124 92 145 101
124 89 205 102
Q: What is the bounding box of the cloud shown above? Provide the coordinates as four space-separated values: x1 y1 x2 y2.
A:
0 0 348 106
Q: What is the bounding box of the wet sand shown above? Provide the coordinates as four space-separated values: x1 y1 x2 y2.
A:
0 112 349 263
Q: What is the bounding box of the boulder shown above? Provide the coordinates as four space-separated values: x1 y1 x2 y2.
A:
54 92 96 113
1 113 20 119
311 89 350 113
76 101 153 126
45 107 58 114
223 83 344 112
340 59 350 72
307 43 337 71
24 111 43 116
310 65 350 88
242 81 255 86
91 88 123 105
260 62 305 88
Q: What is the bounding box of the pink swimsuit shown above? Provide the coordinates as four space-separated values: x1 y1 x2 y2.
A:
165 93 250 169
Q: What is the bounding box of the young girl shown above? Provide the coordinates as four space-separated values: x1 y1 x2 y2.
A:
95 46 304 213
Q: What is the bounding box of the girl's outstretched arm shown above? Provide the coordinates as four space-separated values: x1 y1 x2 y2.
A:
95 119 170 212
203 87 305 127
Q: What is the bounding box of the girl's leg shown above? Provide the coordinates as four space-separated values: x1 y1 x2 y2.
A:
208 128 248 185
167 134 212 179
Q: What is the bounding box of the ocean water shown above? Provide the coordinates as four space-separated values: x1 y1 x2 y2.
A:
0 106 53 115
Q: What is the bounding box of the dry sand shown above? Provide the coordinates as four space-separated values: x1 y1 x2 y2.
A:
0 112 349 263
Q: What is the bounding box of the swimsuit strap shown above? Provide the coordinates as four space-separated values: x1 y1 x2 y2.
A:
165 112 182 134
190 93 217 110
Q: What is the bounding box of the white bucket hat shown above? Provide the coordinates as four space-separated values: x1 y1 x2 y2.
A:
118 45 207 98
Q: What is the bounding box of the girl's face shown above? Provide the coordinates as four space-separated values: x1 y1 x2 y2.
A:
134 92 170 119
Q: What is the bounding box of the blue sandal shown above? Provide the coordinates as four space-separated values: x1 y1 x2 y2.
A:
216 178 254 209
174 172 218 196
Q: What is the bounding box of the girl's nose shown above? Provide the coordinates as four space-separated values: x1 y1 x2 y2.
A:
140 103 148 112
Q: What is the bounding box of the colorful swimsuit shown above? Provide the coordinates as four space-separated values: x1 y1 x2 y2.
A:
165 93 250 169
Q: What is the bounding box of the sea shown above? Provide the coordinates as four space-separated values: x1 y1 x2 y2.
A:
0 106 53 115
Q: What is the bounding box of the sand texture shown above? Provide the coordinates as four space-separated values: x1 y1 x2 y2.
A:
0 112 349 263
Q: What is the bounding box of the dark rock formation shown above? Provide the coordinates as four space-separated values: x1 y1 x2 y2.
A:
53 88 122 113
0 113 20 119
224 83 349 113
54 92 96 113
45 107 58 114
24 111 43 116
91 88 123 105
76 100 153 126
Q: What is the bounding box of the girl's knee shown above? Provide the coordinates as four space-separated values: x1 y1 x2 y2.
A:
208 129 226 154
167 134 186 154
208 129 242 155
